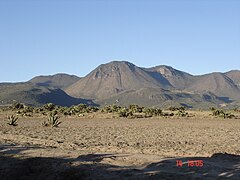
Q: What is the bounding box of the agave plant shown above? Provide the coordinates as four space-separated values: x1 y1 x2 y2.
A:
42 115 61 128
7 115 18 126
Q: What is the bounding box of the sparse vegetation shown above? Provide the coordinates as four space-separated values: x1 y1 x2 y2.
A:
168 106 189 117
7 115 18 126
169 106 186 112
176 109 188 117
100 104 165 118
11 102 24 110
4 103 239 120
234 108 240 113
118 107 133 118
210 108 235 119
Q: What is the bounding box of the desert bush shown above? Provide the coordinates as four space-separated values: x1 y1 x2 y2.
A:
153 108 163 116
118 107 132 118
101 105 121 113
176 109 188 117
43 103 55 111
23 106 34 113
87 106 99 113
49 110 58 116
129 104 144 113
42 115 61 128
63 110 71 116
142 108 154 117
101 105 163 118
169 106 178 111
143 107 162 117
34 107 44 113
11 103 24 110
62 104 99 116
7 115 18 126
169 106 186 111
209 107 216 111
233 108 240 113
211 109 235 119
161 112 175 117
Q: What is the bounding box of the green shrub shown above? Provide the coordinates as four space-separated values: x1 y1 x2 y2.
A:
169 106 185 112
11 103 24 110
211 109 235 119
143 107 162 117
169 106 178 111
176 109 188 117
118 107 131 118
43 103 55 111
234 108 240 112
162 112 175 117
101 105 121 113
129 104 144 113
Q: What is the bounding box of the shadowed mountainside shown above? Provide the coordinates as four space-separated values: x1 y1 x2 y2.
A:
0 82 95 107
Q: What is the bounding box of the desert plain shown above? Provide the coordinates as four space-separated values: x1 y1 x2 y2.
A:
1 110 240 179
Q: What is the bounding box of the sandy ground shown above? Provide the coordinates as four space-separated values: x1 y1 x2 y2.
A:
0 113 240 179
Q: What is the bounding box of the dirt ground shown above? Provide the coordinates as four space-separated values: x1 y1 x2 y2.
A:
0 113 240 179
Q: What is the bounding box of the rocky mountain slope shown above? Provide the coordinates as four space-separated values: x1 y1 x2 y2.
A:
66 61 171 99
1 61 240 108
65 61 240 108
29 73 80 89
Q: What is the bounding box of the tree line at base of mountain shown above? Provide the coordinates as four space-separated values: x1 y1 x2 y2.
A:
1 102 239 120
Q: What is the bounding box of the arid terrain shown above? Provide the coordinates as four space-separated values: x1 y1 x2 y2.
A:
1 110 240 179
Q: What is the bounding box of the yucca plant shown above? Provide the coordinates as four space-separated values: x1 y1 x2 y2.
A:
7 115 18 126
42 115 61 128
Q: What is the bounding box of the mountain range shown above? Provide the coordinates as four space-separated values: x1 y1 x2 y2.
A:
1 61 240 109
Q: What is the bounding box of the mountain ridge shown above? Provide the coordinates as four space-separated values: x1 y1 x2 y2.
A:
1 61 240 108
29 73 80 89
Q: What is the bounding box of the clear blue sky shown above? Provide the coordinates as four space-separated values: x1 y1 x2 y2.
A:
0 0 239 82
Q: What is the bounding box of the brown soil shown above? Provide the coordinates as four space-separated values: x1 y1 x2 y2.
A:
0 114 240 179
